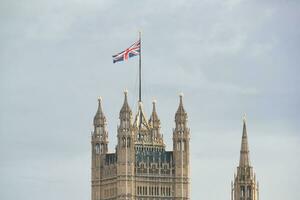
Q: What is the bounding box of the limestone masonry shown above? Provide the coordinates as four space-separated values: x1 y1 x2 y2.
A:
91 91 259 200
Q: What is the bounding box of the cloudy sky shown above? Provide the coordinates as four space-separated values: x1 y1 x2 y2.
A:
1 0 299 199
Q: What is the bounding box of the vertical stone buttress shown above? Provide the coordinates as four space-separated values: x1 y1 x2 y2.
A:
173 94 190 200
91 97 109 200
117 90 135 199
232 117 259 200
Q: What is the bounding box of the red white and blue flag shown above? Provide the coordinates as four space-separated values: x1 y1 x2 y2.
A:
112 40 140 63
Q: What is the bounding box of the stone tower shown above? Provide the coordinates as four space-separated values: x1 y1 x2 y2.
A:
173 94 190 199
116 90 135 199
90 90 191 200
231 117 259 200
91 97 109 200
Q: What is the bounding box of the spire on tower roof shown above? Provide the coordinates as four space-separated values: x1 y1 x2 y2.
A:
134 101 150 130
94 97 106 126
149 99 160 128
120 89 132 115
175 93 187 123
239 114 251 167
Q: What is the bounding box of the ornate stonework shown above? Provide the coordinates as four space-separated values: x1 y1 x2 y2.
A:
91 91 190 200
231 118 259 200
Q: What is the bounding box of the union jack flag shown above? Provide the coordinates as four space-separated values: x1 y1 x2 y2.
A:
112 40 140 63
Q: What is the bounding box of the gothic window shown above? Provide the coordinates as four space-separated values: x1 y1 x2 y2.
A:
247 186 252 198
100 144 103 153
177 141 180 151
95 143 100 154
122 137 126 147
127 137 131 147
241 186 245 197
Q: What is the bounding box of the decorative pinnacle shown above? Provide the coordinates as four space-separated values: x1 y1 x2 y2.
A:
97 96 103 112
124 88 128 95
94 96 106 126
179 92 184 106
152 98 157 112
243 113 247 123
152 98 157 104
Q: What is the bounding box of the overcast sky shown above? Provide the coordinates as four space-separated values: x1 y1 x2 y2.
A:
0 0 299 199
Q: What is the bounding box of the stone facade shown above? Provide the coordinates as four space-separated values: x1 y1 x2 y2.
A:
91 90 190 200
231 117 259 200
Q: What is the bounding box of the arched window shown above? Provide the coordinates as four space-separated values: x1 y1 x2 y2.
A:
241 186 245 197
127 137 131 147
247 186 252 198
95 143 100 154
100 144 103 153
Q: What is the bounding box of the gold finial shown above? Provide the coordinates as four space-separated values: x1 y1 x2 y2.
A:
179 92 184 97
124 88 128 95
98 96 102 102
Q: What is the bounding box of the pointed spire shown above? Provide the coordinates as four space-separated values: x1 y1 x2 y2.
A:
149 99 160 128
239 114 251 167
175 93 187 123
133 101 150 129
94 97 106 126
120 89 132 116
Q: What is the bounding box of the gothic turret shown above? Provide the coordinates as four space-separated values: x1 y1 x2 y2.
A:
173 93 190 199
117 90 134 148
91 97 109 200
117 90 135 198
175 93 188 130
92 97 108 154
231 116 259 200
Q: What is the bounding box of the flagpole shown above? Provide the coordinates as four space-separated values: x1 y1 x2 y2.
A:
139 31 142 103
138 31 142 135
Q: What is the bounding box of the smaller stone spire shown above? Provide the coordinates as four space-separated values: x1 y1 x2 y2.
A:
175 93 187 124
239 114 251 167
120 89 132 117
93 97 106 126
134 101 150 130
149 99 160 128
